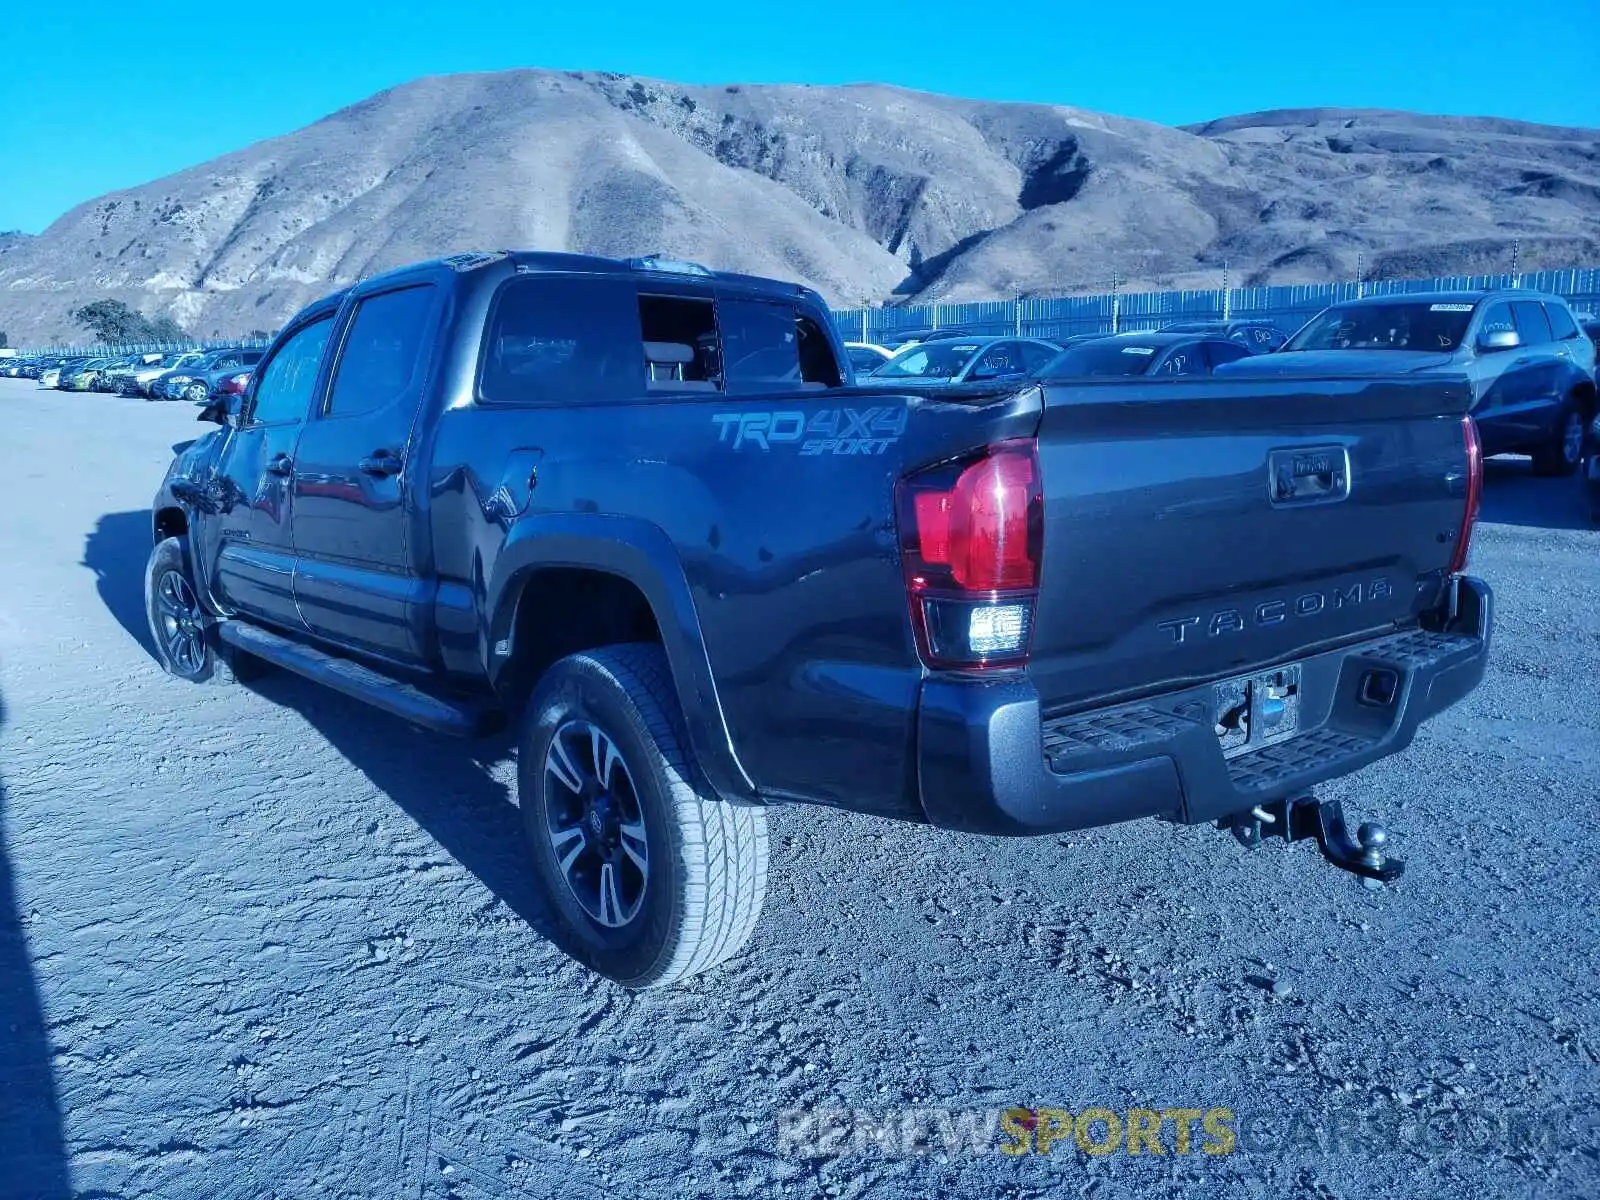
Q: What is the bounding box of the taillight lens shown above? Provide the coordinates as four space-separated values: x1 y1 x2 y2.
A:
1448 414 1483 575
894 439 1043 669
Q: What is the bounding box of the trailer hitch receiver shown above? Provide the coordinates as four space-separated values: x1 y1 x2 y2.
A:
1223 795 1404 884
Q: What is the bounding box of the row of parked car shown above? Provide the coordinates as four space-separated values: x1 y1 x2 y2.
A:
847 295 1600 485
1 346 263 402
843 319 1296 387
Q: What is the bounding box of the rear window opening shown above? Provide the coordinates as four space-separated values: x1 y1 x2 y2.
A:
640 295 721 390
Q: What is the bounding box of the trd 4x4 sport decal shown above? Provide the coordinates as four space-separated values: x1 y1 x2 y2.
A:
712 407 909 455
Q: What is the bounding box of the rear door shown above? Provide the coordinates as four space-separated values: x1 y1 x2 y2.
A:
1506 299 1561 446
290 281 441 663
201 313 336 630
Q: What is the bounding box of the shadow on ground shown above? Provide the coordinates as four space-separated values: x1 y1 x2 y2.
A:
245 670 561 941
1479 456 1596 531
0 692 73 1198
82 510 157 657
82 510 560 944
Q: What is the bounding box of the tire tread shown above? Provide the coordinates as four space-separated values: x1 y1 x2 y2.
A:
538 644 768 988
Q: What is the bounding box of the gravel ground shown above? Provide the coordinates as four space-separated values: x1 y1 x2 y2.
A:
0 377 1596 1200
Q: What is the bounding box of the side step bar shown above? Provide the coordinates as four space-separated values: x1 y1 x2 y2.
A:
215 621 502 738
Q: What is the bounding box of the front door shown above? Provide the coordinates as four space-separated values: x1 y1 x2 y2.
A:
201 314 337 630
290 282 440 664
1469 301 1533 456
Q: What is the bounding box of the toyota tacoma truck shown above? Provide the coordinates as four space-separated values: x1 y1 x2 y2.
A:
148 250 1493 988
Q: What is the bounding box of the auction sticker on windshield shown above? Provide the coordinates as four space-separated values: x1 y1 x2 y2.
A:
1429 304 1474 312
1121 346 1157 355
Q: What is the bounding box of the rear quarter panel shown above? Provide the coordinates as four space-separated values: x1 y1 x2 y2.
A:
424 360 1040 818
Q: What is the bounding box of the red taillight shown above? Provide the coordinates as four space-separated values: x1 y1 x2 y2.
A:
895 439 1043 669
1449 414 1483 575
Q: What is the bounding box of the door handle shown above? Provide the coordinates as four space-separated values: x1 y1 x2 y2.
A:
265 454 293 477
358 450 402 477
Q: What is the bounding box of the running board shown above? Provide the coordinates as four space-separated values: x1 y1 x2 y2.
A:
215 620 502 738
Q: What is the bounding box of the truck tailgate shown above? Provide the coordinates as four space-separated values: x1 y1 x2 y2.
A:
1028 373 1477 712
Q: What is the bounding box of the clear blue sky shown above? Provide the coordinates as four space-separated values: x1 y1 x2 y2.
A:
2 0 1594 234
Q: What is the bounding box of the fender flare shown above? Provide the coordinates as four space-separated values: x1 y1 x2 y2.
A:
484 512 756 801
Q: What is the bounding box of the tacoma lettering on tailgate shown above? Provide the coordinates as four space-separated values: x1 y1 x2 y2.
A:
1157 578 1395 645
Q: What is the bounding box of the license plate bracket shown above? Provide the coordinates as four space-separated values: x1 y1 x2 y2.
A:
1212 664 1302 759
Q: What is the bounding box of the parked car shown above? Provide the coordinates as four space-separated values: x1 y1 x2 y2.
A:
216 368 253 398
59 357 115 391
1586 417 1600 525
842 341 893 373
859 335 1062 386
1159 319 1290 352
37 358 82 388
122 351 205 397
96 353 162 393
152 348 264 402
1218 290 1598 476
1579 316 1600 358
879 326 980 352
1035 331 1257 378
147 250 1490 989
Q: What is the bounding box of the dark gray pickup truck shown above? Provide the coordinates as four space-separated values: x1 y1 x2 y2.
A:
148 250 1493 987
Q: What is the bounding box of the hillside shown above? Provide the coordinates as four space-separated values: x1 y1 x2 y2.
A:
2 73 1597 344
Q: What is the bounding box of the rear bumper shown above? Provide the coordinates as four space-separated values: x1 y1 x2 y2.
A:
915 575 1493 837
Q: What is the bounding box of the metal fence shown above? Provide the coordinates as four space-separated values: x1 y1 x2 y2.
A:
831 267 1600 345
15 265 1600 357
14 336 274 357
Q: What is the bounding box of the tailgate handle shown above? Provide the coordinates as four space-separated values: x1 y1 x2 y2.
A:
1268 446 1351 507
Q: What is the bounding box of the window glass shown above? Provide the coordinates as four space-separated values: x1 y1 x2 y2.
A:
873 341 982 380
1203 340 1252 369
1283 303 1473 352
1019 341 1058 372
1157 345 1202 376
971 343 1024 378
481 277 645 404
1478 303 1514 339
796 316 841 387
846 345 884 372
1041 342 1158 377
1510 300 1553 345
639 293 720 387
1545 303 1580 340
250 318 333 425
327 285 436 417
721 299 801 387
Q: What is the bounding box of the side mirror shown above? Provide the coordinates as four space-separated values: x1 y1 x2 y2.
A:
1477 328 1521 353
197 393 241 427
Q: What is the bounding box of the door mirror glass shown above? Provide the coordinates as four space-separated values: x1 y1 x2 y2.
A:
196 393 241 427
1478 327 1520 352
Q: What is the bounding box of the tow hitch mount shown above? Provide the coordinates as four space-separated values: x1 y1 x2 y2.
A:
1222 795 1403 886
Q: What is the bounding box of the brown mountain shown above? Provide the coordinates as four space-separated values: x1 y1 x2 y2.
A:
2 71 1597 345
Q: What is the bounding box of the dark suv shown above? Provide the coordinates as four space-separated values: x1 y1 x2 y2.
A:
1221 290 1598 475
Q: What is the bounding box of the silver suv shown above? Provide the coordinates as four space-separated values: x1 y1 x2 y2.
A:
1222 290 1598 476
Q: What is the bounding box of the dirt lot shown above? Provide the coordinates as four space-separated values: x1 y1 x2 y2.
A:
1 377 1596 1200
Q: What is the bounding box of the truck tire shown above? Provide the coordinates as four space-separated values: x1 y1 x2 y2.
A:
1530 404 1584 477
519 644 768 988
143 537 264 684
